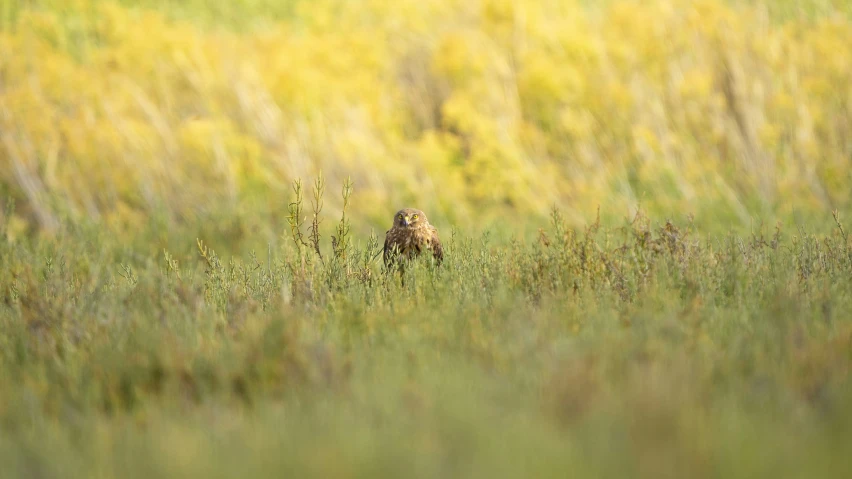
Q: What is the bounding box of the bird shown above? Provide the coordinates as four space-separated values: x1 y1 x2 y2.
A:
383 208 443 268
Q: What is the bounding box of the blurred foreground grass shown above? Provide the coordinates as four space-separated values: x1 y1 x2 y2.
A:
1 0 851 255
1 191 852 477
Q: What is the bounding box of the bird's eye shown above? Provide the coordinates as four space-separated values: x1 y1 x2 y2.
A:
397 214 403 220
412 214 418 220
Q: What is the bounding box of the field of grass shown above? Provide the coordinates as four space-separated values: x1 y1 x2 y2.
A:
2 0 852 477
2 191 852 478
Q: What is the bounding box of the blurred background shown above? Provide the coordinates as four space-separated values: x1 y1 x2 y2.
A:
1 0 850 253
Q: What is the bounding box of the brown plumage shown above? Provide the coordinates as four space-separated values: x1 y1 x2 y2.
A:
383 208 443 267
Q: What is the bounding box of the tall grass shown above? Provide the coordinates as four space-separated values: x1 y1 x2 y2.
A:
1 180 852 477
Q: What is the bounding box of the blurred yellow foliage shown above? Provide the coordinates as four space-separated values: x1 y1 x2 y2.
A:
1 0 851 237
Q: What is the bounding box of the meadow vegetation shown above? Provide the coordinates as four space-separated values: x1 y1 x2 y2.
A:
1 0 851 248
2 184 852 477
1 0 852 477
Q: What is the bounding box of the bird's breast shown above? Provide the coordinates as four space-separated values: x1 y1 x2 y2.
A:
393 228 432 255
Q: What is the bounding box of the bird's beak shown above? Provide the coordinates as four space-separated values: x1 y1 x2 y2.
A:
402 216 410 226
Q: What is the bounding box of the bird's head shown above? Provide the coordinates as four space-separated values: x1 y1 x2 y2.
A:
393 208 427 228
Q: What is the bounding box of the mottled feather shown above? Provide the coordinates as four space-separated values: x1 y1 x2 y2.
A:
383 208 443 267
